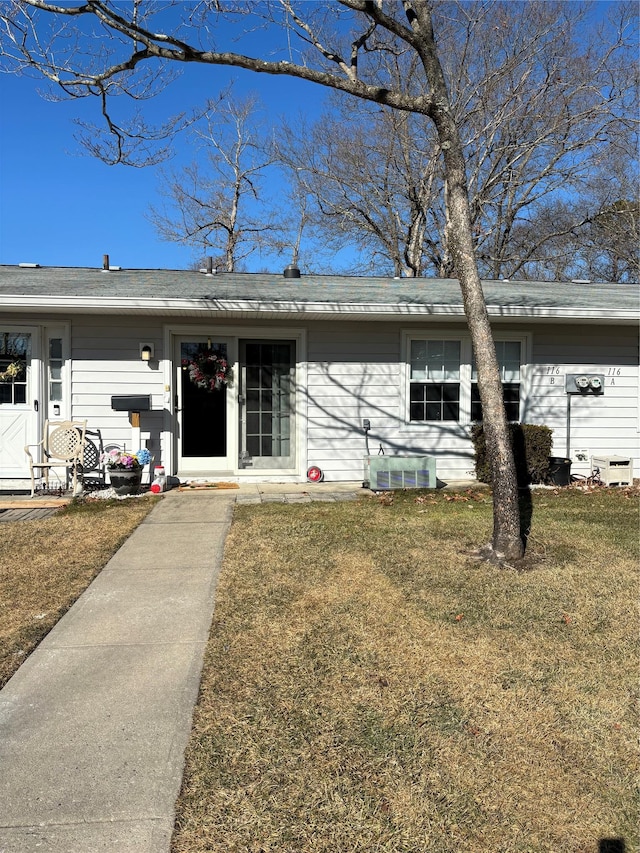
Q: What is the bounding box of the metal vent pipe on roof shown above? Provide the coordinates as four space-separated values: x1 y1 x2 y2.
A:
283 263 301 279
103 254 109 271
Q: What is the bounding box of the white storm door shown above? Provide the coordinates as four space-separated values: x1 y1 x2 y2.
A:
175 337 234 473
0 327 41 478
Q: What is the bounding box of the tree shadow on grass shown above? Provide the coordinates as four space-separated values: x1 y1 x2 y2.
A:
512 426 534 551
599 840 625 853
518 485 533 550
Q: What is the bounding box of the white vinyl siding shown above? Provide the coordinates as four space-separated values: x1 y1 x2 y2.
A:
306 325 403 480
2 312 636 488
526 325 639 474
70 318 165 463
305 324 478 481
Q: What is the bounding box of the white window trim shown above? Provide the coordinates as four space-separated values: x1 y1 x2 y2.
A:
401 330 531 427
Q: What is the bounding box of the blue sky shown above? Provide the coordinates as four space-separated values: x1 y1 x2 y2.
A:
0 21 325 272
0 2 627 275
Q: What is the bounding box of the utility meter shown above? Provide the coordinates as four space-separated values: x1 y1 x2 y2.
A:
565 373 605 395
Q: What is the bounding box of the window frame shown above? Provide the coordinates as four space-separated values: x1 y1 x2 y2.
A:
402 331 530 426
406 334 468 423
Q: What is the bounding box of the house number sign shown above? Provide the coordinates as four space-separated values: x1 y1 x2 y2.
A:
541 366 622 385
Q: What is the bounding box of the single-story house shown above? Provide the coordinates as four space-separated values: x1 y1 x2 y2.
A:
1 262 638 491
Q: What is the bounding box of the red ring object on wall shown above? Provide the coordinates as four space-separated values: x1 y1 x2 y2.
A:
307 465 323 483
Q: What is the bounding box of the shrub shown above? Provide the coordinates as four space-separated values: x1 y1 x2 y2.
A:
471 423 553 485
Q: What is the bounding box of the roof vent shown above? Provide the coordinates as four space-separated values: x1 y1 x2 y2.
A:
101 253 121 272
283 263 301 279
200 256 217 275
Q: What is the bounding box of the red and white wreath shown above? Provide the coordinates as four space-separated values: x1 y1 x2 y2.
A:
182 350 232 392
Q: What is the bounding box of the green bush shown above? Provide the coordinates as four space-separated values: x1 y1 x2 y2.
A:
471 423 553 485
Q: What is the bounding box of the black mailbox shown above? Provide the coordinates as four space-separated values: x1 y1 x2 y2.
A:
111 395 151 412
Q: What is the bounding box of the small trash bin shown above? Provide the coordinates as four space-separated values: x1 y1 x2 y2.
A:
548 456 572 486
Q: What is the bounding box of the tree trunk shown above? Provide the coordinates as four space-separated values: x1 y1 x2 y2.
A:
418 7 524 561
446 175 524 560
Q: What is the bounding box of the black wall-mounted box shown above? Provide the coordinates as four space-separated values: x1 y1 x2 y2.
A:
110 395 151 411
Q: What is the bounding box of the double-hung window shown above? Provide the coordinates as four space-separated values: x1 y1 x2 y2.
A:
409 339 461 421
471 341 521 422
406 335 525 424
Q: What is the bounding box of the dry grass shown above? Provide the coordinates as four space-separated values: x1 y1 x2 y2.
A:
173 486 639 853
0 497 157 688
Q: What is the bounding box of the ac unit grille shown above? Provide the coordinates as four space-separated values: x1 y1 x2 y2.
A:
364 456 436 490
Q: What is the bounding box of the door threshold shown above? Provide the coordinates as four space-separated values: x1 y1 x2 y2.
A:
178 481 240 491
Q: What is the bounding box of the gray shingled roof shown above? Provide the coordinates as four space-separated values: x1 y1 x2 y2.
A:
1 265 637 322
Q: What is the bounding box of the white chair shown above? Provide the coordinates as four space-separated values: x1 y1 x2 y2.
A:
24 420 87 496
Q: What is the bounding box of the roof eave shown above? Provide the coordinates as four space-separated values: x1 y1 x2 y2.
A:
0 294 637 324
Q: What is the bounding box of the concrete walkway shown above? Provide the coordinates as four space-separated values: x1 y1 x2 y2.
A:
0 490 236 853
0 484 364 853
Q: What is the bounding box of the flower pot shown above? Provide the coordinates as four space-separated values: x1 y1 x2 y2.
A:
108 468 142 495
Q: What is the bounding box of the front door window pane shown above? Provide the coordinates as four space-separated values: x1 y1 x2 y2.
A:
0 332 30 405
180 342 228 458
48 337 63 406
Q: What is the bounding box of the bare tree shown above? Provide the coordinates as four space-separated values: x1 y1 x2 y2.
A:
278 90 441 277
461 1 638 281
275 1 638 281
507 197 640 285
148 95 285 272
0 0 568 562
503 133 640 284
579 200 639 284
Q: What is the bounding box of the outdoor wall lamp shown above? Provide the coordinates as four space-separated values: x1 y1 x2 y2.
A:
140 343 154 362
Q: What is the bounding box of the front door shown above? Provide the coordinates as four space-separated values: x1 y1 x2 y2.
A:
175 337 233 473
0 327 41 478
239 340 296 471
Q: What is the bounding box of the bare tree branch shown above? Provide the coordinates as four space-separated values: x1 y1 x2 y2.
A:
147 94 286 270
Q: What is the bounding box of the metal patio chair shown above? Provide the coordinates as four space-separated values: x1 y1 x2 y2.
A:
80 427 106 491
24 419 87 496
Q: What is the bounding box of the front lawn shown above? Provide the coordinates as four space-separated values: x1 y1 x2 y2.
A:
0 497 157 689
172 486 639 853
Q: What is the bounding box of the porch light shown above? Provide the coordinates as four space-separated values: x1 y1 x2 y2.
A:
140 343 154 362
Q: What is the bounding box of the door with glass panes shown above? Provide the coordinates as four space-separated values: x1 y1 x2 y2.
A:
239 341 295 470
175 337 234 472
0 327 40 478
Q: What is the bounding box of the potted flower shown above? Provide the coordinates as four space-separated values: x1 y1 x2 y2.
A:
102 449 148 495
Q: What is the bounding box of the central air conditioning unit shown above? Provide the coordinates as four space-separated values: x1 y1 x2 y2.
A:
591 455 633 487
364 456 436 491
